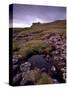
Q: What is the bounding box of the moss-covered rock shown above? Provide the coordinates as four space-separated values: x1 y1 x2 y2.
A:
37 73 53 84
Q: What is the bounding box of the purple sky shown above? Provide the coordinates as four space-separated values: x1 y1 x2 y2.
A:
9 4 66 28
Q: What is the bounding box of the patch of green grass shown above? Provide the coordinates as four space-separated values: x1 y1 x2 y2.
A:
18 40 45 57
15 40 52 59
30 68 41 82
37 73 52 84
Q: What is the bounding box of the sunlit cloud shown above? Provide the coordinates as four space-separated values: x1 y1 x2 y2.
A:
11 17 53 28
13 22 32 28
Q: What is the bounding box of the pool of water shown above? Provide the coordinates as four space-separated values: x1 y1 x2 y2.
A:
28 55 52 70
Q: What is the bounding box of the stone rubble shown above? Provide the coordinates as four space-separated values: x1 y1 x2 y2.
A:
47 34 66 81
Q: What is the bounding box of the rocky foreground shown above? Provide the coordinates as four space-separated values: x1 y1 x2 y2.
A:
12 33 66 85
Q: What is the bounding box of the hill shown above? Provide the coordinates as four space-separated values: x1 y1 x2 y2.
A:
11 20 66 85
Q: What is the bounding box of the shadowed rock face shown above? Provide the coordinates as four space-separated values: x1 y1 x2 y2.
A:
28 55 52 70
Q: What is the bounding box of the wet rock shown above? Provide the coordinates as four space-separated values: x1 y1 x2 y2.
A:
63 72 66 81
13 73 22 84
12 58 18 65
13 64 19 70
20 78 27 85
20 62 31 72
20 70 36 85
51 66 56 72
53 79 58 83
61 68 65 72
